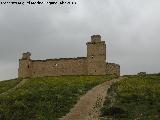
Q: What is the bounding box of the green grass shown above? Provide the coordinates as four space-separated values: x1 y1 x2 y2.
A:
0 75 115 120
101 74 160 120
0 79 21 94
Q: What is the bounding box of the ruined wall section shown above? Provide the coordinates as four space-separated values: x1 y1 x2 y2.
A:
106 63 120 76
18 52 32 78
18 59 32 78
30 57 87 77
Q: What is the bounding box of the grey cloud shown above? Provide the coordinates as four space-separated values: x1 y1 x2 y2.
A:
0 0 160 80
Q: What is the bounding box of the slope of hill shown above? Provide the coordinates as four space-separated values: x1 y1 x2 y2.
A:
101 74 160 120
0 79 21 94
0 75 115 120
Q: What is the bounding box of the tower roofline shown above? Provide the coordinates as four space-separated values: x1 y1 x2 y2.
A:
91 35 101 42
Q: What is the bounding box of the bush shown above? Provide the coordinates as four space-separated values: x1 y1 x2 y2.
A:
101 106 128 118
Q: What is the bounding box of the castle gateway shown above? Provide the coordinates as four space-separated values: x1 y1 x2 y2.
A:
18 35 120 78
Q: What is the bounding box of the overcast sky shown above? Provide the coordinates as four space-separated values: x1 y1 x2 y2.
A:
0 0 160 80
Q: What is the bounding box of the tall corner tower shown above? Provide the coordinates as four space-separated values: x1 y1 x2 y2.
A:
86 35 106 75
18 52 32 78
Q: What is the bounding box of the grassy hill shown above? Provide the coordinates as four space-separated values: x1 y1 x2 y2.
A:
0 75 115 120
0 79 21 94
101 74 160 120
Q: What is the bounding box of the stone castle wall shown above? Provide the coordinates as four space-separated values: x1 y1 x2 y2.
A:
31 57 87 77
18 35 120 78
106 63 120 76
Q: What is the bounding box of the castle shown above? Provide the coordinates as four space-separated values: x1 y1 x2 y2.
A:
18 35 120 78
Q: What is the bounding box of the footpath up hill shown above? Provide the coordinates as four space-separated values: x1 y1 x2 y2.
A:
0 75 115 120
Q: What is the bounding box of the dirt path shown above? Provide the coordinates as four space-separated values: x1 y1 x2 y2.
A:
59 77 124 120
0 78 28 96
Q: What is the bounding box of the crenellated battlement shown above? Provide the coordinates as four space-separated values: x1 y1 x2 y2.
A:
91 35 101 42
31 57 87 62
22 52 31 60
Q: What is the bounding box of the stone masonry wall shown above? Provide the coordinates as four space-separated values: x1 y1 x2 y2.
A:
106 63 120 76
30 57 87 77
18 59 32 78
86 41 106 75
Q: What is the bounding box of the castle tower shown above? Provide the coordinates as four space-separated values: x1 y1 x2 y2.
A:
86 35 106 75
18 52 32 78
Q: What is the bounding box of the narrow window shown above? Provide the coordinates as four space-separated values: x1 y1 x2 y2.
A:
28 65 29 68
95 70 96 72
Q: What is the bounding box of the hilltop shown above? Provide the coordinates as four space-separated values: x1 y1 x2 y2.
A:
0 74 160 120
0 75 115 120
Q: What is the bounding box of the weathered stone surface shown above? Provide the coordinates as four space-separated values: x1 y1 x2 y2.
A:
18 35 120 78
106 63 120 76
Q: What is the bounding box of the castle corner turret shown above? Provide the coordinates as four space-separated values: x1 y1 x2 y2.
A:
18 52 32 78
